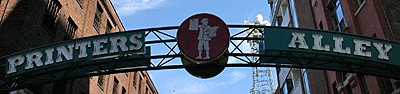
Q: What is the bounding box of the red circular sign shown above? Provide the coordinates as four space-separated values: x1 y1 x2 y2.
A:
177 13 230 62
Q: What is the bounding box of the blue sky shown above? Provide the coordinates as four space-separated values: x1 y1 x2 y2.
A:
112 0 275 94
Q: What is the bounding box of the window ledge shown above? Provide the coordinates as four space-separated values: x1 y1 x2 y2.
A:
98 84 104 91
355 1 366 16
93 25 101 35
76 0 83 9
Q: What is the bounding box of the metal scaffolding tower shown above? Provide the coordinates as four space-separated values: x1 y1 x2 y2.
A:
245 14 274 94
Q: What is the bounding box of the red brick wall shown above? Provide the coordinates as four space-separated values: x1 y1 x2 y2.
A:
353 0 385 38
312 0 332 31
311 0 399 93
0 0 157 93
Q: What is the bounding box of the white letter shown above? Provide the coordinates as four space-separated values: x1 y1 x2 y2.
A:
110 36 128 53
353 39 371 57
373 43 392 60
312 34 330 51
288 32 308 49
75 41 91 58
93 38 109 55
44 48 54 65
129 34 143 50
56 44 75 62
25 51 44 69
7 55 25 74
333 36 351 54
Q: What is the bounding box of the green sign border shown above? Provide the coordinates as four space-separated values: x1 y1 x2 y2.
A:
261 27 400 79
3 31 146 78
15 47 151 87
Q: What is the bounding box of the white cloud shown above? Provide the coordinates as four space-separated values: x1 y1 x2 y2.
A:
113 0 165 16
230 71 246 84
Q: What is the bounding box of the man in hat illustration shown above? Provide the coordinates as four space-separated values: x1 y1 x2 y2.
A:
195 18 218 59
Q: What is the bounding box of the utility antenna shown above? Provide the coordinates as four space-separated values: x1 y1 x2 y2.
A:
245 14 274 94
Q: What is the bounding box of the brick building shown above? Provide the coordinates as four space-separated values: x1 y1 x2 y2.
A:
0 0 157 94
269 0 400 93
312 0 399 94
269 0 329 94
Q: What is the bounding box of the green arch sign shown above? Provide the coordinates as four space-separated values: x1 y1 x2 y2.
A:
2 25 400 91
261 27 400 79
4 31 148 78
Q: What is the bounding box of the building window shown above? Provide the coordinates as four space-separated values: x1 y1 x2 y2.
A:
43 0 62 35
277 67 281 73
100 0 117 26
289 0 298 27
283 79 293 94
276 16 283 26
106 21 112 34
357 0 365 6
336 72 353 94
122 87 126 94
97 75 104 90
355 0 366 15
332 81 338 94
319 21 324 30
302 69 311 94
378 77 394 94
76 0 84 8
138 77 142 94
64 17 78 40
124 72 128 76
133 72 136 89
93 3 103 34
145 87 149 94
357 74 368 94
113 77 119 94
100 0 107 8
396 81 400 89
328 0 347 32
344 84 353 94
150 88 155 94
